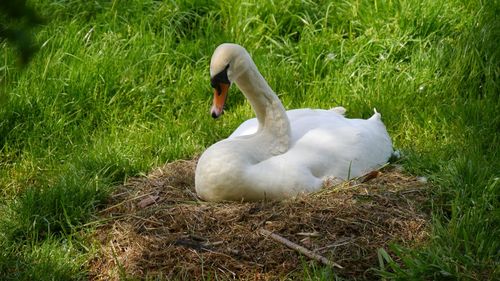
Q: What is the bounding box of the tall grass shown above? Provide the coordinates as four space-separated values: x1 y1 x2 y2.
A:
1 0 498 279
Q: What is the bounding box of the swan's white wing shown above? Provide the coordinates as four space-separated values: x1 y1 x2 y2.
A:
231 108 392 180
276 109 392 179
229 108 344 139
228 118 258 138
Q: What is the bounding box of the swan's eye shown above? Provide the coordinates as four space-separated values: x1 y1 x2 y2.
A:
211 80 222 96
210 79 218 89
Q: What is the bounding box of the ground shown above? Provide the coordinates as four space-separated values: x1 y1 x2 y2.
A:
90 159 429 280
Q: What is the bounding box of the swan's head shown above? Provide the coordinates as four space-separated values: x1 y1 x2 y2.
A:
209 43 250 118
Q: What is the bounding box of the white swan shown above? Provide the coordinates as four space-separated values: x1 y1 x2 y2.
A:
195 43 393 201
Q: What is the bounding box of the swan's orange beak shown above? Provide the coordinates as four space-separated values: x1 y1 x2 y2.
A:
210 83 230 119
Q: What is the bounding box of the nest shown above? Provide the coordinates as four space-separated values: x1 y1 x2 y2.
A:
90 159 429 280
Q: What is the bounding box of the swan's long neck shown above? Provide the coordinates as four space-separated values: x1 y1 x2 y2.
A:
234 59 291 155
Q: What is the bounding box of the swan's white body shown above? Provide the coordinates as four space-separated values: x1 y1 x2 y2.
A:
195 44 393 201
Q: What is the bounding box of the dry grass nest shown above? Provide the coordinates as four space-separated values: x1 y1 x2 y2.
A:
90 159 430 280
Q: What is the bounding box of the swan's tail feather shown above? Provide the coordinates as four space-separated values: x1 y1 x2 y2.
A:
370 108 382 120
330 106 346 115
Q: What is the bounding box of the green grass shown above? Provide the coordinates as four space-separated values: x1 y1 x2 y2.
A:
1 0 499 279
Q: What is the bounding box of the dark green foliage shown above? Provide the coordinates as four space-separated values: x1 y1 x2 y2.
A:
0 0 44 65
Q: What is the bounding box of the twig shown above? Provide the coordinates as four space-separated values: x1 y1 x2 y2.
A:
259 228 343 269
314 237 354 253
98 192 156 213
296 231 321 237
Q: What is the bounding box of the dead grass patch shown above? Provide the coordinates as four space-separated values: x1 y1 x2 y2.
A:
89 159 429 280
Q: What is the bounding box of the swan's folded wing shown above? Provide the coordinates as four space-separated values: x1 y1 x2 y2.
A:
229 108 339 139
286 116 392 180
287 125 364 179
228 118 258 138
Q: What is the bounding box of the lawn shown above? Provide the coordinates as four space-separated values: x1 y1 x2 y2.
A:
0 0 498 280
